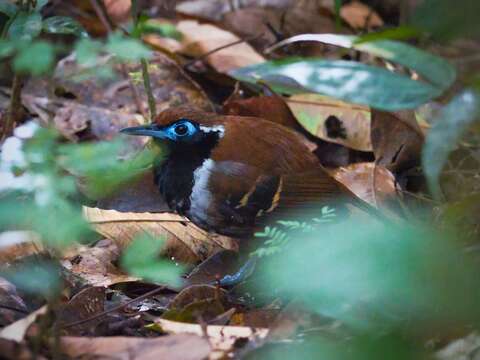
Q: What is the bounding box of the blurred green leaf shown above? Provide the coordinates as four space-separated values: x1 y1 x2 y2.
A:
0 1 17 17
422 90 480 199
231 58 439 111
8 11 42 40
411 0 480 40
35 0 49 11
267 33 456 91
0 39 15 58
13 40 54 75
42 16 88 38
121 234 184 287
136 19 182 40
106 32 152 61
2 260 60 298
75 38 101 65
59 139 156 199
258 216 480 332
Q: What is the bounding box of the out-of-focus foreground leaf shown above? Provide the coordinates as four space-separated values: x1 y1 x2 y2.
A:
422 90 480 199
257 215 480 332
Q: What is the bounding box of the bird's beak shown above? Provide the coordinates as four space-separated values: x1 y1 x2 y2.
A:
120 125 166 139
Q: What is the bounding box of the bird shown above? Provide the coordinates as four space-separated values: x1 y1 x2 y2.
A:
120 106 361 238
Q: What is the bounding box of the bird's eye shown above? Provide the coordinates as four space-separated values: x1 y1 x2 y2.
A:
174 124 189 136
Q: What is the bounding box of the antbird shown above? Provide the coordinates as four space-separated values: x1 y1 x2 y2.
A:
121 107 360 238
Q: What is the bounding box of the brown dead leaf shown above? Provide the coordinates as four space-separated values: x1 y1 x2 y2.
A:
185 250 240 286
57 287 105 335
153 318 268 355
287 94 372 152
340 0 384 30
331 162 402 210
61 240 138 287
0 231 44 264
0 306 47 342
0 278 28 327
176 20 265 73
61 334 210 360
83 207 238 264
0 338 45 360
370 109 424 173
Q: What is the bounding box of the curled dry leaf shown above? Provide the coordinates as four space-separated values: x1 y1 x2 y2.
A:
286 94 372 152
153 318 269 357
61 240 138 287
331 162 402 210
0 277 28 327
61 334 210 360
370 109 424 173
176 20 265 73
56 287 105 335
83 207 238 264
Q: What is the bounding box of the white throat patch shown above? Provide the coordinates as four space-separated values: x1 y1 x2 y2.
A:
189 158 215 219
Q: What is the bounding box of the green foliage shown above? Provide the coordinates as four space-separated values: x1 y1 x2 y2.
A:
252 206 336 257
232 58 439 111
106 32 152 62
257 216 480 332
0 1 17 17
42 16 88 38
422 90 480 199
13 40 54 75
7 11 42 41
121 234 184 287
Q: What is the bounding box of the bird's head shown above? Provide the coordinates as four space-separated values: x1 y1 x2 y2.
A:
120 107 225 150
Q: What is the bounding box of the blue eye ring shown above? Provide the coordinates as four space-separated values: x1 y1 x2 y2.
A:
167 119 197 140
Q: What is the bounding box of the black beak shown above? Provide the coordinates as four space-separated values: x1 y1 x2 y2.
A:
120 125 166 139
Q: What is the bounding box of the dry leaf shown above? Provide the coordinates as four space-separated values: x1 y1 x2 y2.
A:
153 318 268 355
287 94 372 151
331 162 402 210
0 278 28 327
176 20 265 73
0 306 47 342
56 287 105 335
61 334 210 360
61 240 138 287
370 109 424 173
340 0 384 30
83 207 238 264
0 231 44 264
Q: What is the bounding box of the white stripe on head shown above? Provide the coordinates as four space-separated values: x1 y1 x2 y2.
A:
199 125 225 138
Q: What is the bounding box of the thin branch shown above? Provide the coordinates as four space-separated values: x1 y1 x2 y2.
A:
141 59 156 119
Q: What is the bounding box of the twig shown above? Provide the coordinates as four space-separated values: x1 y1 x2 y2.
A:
62 286 166 329
2 75 23 141
89 0 147 119
141 59 156 119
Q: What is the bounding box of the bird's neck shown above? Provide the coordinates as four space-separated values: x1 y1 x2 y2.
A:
153 133 219 213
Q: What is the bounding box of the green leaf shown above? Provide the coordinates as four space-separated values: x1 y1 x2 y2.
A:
2 260 60 298
74 38 102 66
42 16 88 37
0 39 15 58
13 40 54 75
35 0 49 11
121 235 184 287
8 11 42 40
231 58 439 111
106 32 152 61
266 33 456 91
422 90 480 199
0 1 17 17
